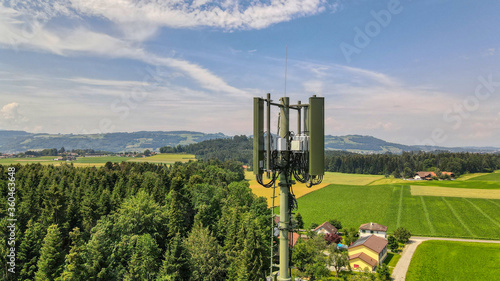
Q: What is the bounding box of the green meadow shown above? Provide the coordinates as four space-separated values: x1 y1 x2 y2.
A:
466 170 500 182
74 156 133 163
406 240 500 281
296 172 500 240
0 153 196 166
127 153 195 163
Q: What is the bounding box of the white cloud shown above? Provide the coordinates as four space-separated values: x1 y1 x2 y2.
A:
0 1 334 99
66 77 147 87
290 60 500 146
146 55 249 96
3 0 335 36
69 0 332 30
335 64 399 86
0 7 248 96
1 102 28 123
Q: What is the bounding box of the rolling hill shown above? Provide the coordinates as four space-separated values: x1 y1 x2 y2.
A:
0 130 227 153
0 130 497 154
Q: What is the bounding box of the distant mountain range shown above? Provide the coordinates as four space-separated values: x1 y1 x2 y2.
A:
0 130 498 154
325 135 499 154
0 130 227 153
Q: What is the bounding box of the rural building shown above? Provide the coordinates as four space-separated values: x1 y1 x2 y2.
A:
348 235 388 271
53 156 63 161
313 221 338 235
414 171 437 180
288 232 304 248
441 171 455 179
359 222 388 238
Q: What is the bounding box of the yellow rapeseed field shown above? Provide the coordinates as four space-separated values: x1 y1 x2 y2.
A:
246 171 384 207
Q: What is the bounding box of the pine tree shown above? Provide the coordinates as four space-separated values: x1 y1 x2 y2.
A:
60 228 86 280
125 234 161 281
166 189 187 238
184 222 226 281
40 180 65 226
295 213 304 229
157 234 190 281
35 224 65 281
225 212 268 281
19 220 45 281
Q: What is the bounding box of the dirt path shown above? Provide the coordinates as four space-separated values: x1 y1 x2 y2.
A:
391 236 500 280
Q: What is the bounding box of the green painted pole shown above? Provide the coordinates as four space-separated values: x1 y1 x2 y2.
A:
278 97 291 281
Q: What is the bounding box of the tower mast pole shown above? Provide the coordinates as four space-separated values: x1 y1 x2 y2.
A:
278 97 291 281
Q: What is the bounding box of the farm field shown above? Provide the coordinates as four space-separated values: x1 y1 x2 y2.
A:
406 240 500 281
246 171 329 207
128 153 195 163
411 185 500 199
466 170 500 182
0 153 196 166
410 178 500 189
74 156 133 163
368 177 407 186
0 156 61 165
368 170 500 188
321 172 384 185
246 172 384 207
296 184 500 239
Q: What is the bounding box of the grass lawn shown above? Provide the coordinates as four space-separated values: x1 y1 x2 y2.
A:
406 240 500 281
383 252 401 274
296 184 500 239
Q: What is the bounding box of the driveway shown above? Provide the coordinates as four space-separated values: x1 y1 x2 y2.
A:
391 236 500 280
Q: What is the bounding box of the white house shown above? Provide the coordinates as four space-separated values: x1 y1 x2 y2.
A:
313 221 338 235
359 222 388 238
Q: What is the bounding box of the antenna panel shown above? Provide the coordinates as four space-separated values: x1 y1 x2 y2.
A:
253 97 265 175
308 96 324 176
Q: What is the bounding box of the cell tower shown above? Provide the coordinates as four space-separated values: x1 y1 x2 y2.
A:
254 93 325 281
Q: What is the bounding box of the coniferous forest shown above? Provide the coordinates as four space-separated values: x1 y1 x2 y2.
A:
0 161 270 280
159 136 500 177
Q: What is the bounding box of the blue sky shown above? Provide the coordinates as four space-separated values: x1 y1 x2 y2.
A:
0 0 499 147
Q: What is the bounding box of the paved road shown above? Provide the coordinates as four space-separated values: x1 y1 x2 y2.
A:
391 236 500 280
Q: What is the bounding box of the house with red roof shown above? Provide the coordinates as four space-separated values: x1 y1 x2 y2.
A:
414 171 437 180
313 221 338 235
348 235 388 271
